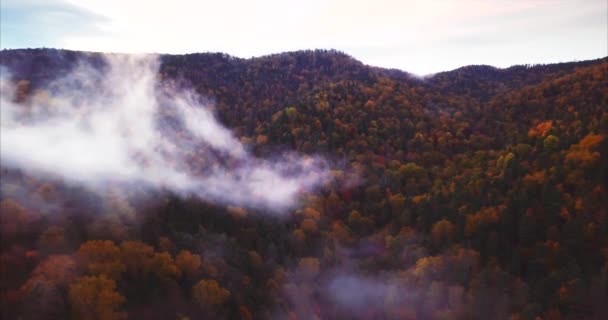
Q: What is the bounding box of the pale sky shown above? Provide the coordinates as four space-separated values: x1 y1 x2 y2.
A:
1 0 606 75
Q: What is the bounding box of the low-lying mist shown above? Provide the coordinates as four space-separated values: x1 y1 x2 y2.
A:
0 54 329 212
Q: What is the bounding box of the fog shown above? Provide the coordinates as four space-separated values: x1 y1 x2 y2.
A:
0 54 329 212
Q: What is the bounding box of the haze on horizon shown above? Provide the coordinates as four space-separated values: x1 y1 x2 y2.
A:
1 0 606 75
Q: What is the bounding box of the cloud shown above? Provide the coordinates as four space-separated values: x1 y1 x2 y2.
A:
0 0 109 49
327 274 392 310
0 54 329 212
278 246 507 319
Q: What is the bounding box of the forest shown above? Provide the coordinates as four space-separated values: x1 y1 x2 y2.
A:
0 48 607 320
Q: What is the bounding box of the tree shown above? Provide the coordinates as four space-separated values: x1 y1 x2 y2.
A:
151 252 180 280
528 121 553 137
22 255 77 291
37 226 68 254
298 257 320 279
192 280 230 309
69 275 126 320
119 241 155 277
20 255 78 320
0 199 40 240
543 135 560 151
78 240 125 280
431 219 456 246
175 250 201 278
565 133 604 167
301 218 318 233
465 207 501 237
389 193 406 214
20 280 67 320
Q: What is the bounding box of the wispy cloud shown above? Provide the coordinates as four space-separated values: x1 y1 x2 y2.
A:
0 54 329 212
0 0 109 49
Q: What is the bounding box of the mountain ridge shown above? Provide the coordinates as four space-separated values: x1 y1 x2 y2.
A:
2 47 606 79
1 47 607 320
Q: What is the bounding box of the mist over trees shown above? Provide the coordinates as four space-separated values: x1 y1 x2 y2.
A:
1 48 607 320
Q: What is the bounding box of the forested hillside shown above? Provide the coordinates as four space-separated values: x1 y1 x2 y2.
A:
1 48 607 320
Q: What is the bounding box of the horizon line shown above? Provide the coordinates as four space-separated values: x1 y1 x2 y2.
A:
1 46 607 77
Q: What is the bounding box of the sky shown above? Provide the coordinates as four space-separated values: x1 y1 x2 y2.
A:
1 0 606 75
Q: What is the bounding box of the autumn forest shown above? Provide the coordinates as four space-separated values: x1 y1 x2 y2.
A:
0 48 607 320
